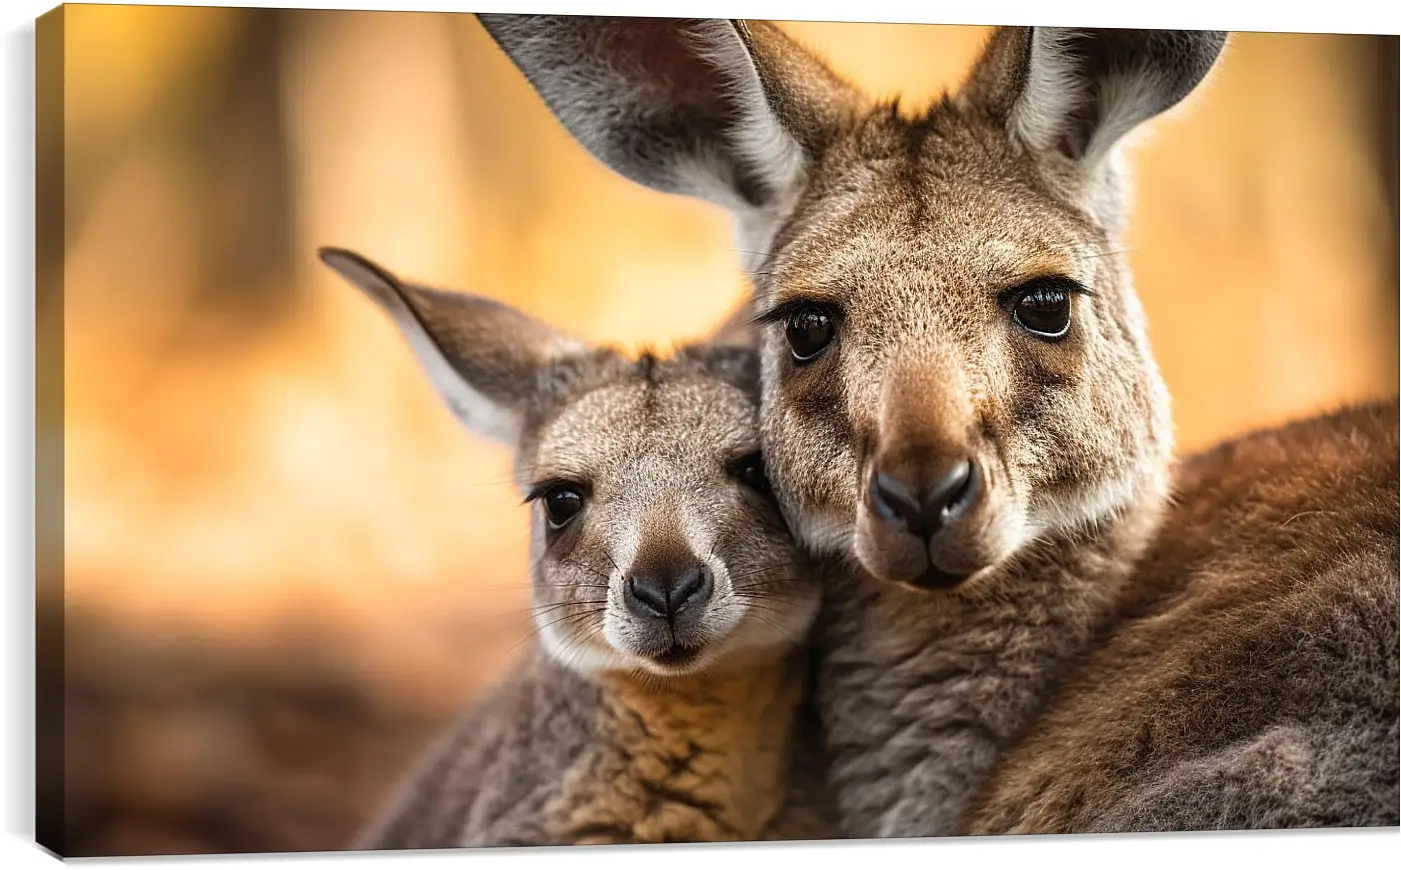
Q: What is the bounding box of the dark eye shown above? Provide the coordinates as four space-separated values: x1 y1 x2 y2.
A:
541 486 585 530
733 452 773 496
1011 283 1073 339
786 306 836 363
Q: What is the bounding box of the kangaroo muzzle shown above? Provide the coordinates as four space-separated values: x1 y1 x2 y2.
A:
854 354 1008 590
860 442 1001 588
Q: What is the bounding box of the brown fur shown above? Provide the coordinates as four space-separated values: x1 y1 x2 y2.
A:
318 249 836 847
355 649 830 847
965 401 1400 832
481 16 1399 838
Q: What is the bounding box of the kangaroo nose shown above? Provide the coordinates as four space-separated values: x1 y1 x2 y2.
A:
624 565 713 621
868 457 980 540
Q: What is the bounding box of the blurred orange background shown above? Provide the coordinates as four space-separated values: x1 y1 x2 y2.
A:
37 4 1399 858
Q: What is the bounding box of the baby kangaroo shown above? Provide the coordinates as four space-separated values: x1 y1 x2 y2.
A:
318 249 832 848
479 17 1399 835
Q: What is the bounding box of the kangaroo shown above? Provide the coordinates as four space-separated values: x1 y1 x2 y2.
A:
477 16 1401 835
317 248 835 848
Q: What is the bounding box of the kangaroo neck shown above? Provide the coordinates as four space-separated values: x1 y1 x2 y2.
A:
811 490 1166 838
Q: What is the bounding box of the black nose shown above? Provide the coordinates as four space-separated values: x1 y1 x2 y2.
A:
624 565 713 621
868 457 980 540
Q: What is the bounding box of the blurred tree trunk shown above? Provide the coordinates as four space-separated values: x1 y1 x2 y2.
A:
43 7 241 315
280 10 474 301
185 8 296 331
48 7 302 350
1378 35 1398 363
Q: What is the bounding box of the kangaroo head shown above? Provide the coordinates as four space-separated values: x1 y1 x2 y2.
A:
482 18 1227 592
319 248 816 676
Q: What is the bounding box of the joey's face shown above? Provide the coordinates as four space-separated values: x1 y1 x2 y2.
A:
522 355 817 678
314 247 815 681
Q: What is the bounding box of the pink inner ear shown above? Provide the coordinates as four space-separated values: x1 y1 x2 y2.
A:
1058 132 1084 161
1056 100 1100 162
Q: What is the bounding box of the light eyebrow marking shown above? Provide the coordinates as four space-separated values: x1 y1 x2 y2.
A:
751 279 845 320
1001 248 1104 295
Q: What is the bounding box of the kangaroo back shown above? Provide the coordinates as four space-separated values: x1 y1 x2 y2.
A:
966 400 1400 832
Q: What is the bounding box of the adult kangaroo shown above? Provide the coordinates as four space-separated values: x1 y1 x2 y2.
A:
478 16 1401 835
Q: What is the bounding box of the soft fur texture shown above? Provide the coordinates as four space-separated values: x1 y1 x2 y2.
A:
355 649 835 846
319 249 836 847
482 16 1399 839
965 401 1400 832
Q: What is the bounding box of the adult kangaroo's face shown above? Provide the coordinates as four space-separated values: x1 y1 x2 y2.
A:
482 18 1227 591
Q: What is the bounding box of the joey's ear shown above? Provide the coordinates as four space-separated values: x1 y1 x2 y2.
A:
475 15 860 235
318 247 586 447
963 27 1228 167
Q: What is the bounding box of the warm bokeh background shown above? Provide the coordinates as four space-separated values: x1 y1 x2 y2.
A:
37 4 1399 858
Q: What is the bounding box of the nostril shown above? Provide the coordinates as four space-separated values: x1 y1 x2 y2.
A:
624 577 669 619
671 566 713 614
625 567 713 621
870 471 927 535
926 458 979 522
869 458 982 540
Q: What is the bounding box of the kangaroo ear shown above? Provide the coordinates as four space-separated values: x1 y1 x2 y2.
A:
318 248 586 447
964 27 1228 167
475 15 861 257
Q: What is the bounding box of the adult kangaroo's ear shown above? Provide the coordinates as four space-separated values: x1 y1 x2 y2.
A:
964 27 1229 167
318 247 586 447
475 15 861 231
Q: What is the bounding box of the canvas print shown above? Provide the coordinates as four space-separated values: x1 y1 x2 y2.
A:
35 3 1400 858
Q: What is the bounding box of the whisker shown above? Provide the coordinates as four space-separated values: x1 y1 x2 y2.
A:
535 582 612 591
728 585 795 599
748 612 800 647
733 604 798 625
730 577 800 591
1071 248 1135 262
529 599 610 616
535 607 608 633
499 607 608 659
555 622 607 674
558 558 614 583
460 475 523 490
730 594 799 614
726 564 794 582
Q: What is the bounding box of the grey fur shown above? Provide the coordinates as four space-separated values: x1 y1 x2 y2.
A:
319 248 836 847
482 16 1399 839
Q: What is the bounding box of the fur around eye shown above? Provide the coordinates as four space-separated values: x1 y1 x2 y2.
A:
732 452 774 497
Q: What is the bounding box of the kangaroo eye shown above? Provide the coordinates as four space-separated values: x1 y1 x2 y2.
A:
541 486 585 529
733 452 774 497
786 306 836 363
1011 282 1073 340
